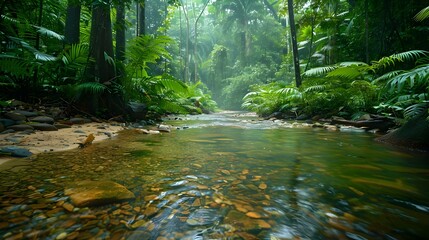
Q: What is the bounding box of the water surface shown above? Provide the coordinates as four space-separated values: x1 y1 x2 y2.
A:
0 112 428 239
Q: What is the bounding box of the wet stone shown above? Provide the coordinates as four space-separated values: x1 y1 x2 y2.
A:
186 208 221 226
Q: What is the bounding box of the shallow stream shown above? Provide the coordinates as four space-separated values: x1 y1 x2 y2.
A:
1 112 428 239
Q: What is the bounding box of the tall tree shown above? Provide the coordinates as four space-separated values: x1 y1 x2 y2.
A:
64 0 81 45
192 0 210 82
287 0 301 87
115 1 126 61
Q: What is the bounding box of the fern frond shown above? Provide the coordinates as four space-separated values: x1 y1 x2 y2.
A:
327 66 362 79
74 82 108 100
414 6 429 22
393 50 429 62
303 65 337 77
304 85 326 93
386 64 429 92
404 102 428 119
373 70 405 84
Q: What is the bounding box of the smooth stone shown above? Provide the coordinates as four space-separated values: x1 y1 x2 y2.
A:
0 146 33 157
54 124 72 129
186 209 221 226
30 123 58 131
64 181 135 207
69 118 91 124
13 110 39 117
1 129 15 134
158 125 171 133
5 112 27 121
7 124 34 131
31 116 55 124
0 118 16 127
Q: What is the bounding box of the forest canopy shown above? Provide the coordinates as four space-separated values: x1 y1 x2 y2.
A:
0 0 428 123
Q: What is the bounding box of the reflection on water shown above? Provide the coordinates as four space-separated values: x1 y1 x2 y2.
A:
1 112 429 239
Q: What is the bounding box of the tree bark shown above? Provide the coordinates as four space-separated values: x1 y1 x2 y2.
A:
88 2 115 83
64 0 81 45
287 0 301 87
115 2 126 61
138 1 145 36
35 0 43 50
193 0 210 83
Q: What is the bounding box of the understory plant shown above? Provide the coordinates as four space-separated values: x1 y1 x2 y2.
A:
243 50 429 120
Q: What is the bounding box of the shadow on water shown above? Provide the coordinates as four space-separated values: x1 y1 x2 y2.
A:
1 112 429 239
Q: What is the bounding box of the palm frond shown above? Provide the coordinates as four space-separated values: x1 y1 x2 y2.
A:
35 26 64 41
414 6 429 22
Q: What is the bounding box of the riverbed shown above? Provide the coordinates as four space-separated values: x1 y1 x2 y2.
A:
1 112 428 239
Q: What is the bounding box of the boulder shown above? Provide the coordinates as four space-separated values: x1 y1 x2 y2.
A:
31 116 55 124
7 125 34 131
69 118 91 125
377 114 429 151
158 124 171 133
30 123 58 131
13 110 39 118
0 119 16 127
64 181 135 207
5 112 26 121
0 146 32 157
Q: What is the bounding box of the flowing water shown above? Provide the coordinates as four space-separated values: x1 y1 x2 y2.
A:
1 112 429 240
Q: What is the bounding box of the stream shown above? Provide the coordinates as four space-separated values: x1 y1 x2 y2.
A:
1 111 429 239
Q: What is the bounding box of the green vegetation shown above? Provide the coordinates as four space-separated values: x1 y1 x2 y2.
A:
1 0 428 124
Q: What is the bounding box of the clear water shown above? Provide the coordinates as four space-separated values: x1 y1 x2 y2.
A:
1 112 428 240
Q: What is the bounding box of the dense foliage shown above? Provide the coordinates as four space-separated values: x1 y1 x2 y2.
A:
1 0 428 123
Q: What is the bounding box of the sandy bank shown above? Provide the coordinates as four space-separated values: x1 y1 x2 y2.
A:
0 123 125 167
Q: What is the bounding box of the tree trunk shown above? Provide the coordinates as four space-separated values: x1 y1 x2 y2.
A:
287 0 301 87
364 0 369 63
64 0 81 45
88 2 115 83
35 0 43 50
86 1 126 116
193 0 210 83
180 0 190 83
115 2 126 61
138 1 145 36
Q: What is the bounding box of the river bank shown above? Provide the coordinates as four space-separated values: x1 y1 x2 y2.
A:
0 122 125 168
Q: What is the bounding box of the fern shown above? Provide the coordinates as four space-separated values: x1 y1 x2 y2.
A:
304 85 326 93
303 65 337 77
386 64 429 92
327 66 362 79
74 82 108 100
404 102 428 119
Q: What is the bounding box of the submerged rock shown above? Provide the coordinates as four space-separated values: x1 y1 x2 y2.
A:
186 208 221 226
64 180 135 207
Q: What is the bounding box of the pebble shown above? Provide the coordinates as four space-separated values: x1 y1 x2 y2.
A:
246 212 262 219
56 232 68 240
